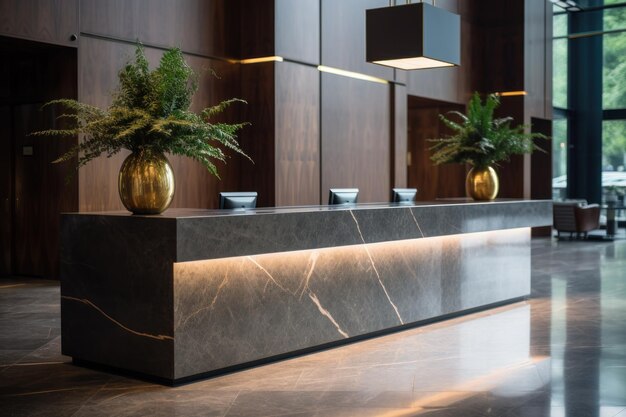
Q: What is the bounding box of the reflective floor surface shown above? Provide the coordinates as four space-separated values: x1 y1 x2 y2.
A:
1 238 625 416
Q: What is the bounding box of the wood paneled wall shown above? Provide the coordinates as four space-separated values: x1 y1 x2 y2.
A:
275 62 320 206
77 1 244 211
0 0 78 47
1 0 553 213
407 100 467 201
321 73 390 203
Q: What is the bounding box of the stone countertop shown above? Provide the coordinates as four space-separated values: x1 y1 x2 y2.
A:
62 199 552 262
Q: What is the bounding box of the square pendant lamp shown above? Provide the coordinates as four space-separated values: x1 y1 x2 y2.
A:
366 2 460 70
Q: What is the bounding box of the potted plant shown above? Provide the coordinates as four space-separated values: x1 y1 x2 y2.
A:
33 45 249 214
429 92 545 200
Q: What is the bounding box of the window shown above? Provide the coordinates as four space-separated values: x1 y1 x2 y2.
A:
553 119 568 199
603 31 626 109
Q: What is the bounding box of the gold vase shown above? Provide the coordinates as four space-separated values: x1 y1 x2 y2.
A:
118 151 175 214
466 166 499 201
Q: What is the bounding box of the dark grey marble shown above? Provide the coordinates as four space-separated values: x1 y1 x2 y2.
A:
60 201 550 382
60 215 177 379
174 199 552 261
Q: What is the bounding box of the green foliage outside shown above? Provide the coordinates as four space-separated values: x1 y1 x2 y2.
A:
33 45 250 178
429 93 545 168
603 7 626 170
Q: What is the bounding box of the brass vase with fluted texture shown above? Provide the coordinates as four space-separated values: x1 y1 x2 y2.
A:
466 166 499 201
118 151 175 214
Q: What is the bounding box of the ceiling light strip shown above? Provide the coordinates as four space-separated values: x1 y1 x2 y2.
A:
317 65 389 84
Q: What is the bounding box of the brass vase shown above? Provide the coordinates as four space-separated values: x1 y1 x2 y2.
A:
118 151 175 214
466 166 499 201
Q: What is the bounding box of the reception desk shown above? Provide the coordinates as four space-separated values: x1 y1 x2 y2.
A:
60 199 552 384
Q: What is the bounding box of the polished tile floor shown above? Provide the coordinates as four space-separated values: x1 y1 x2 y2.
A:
1 238 625 417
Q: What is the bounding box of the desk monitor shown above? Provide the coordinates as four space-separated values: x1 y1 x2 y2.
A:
328 188 359 205
392 188 418 204
219 192 258 209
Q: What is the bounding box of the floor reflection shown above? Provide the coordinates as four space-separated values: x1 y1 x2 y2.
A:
0 238 625 416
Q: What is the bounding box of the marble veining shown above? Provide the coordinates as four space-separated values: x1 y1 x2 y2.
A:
172 229 530 379
61 296 174 342
350 210 404 325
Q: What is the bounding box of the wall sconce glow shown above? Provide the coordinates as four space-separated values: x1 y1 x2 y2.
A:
366 2 460 70
317 65 389 85
238 56 284 64
495 91 528 97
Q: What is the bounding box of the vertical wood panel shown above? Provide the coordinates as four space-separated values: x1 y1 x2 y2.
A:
321 73 390 203
407 105 467 201
275 62 320 206
79 0 229 58
275 0 320 65
321 0 393 81
240 0 275 58
393 84 407 188
238 63 275 207
78 37 242 211
0 106 11 276
0 0 78 47
494 96 525 198
525 0 549 120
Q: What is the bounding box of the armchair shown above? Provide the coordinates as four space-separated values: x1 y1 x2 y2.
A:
553 201 601 239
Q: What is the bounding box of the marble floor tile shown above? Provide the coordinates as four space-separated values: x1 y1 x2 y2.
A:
1 238 626 416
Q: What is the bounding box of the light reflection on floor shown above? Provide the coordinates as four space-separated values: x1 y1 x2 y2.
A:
0 238 625 417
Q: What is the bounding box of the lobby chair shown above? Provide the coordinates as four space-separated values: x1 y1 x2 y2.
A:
553 201 600 239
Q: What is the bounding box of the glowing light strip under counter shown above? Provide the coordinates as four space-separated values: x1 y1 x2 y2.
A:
174 227 531 271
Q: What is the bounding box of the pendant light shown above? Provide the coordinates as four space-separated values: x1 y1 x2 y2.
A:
366 1 460 70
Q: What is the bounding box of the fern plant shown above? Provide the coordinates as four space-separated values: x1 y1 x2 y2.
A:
429 92 545 168
33 45 249 178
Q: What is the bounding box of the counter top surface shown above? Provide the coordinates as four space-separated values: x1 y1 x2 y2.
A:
66 199 551 219
62 199 552 262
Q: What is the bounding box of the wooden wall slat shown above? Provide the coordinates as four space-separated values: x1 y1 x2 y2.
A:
393 84 407 188
275 62 320 206
0 0 78 47
79 0 228 58
238 62 275 207
407 104 467 201
275 0 320 65
321 73 390 203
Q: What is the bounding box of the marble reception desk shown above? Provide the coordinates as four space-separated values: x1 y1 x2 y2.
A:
60 199 552 383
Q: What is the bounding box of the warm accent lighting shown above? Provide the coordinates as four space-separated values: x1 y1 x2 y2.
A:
238 56 284 64
495 91 528 97
317 65 389 84
366 2 460 70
